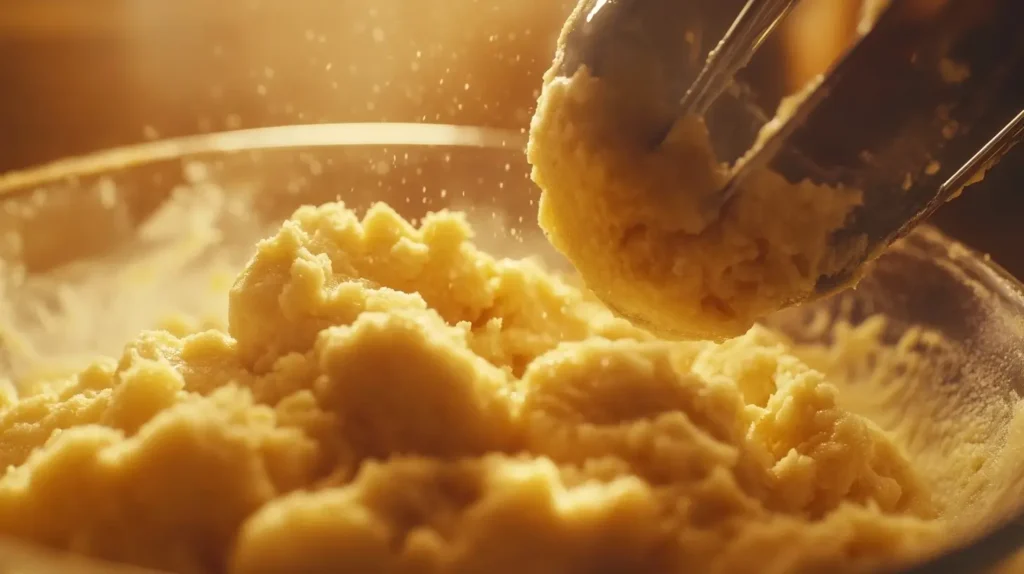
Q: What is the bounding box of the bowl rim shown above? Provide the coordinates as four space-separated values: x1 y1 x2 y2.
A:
2 123 1019 300
0 123 528 197
899 224 1024 319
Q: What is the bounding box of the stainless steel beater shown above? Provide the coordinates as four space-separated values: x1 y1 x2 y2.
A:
554 0 1024 297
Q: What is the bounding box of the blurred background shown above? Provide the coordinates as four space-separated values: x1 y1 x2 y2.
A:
1 0 1020 275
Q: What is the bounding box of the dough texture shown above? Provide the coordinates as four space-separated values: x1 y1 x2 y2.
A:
0 203 942 574
528 2 867 340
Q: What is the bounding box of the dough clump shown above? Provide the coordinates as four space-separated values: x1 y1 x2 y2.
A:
0 202 943 573
528 3 866 340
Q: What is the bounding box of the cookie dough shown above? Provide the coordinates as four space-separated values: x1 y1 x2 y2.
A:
0 202 945 574
528 4 867 340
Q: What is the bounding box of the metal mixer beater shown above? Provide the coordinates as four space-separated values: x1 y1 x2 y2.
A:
554 0 1024 297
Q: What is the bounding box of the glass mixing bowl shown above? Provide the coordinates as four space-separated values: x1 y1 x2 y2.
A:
0 126 1023 573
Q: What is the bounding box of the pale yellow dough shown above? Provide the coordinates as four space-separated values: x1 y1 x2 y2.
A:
528 7 867 340
0 202 945 573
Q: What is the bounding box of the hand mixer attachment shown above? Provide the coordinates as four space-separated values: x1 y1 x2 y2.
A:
677 0 797 117
555 0 1024 297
